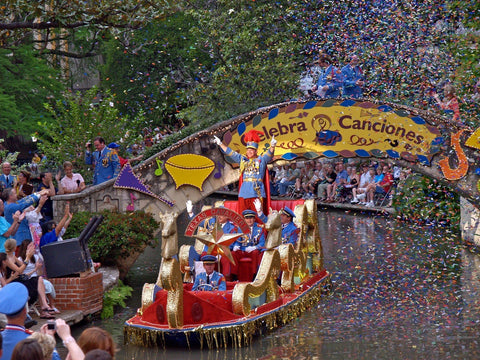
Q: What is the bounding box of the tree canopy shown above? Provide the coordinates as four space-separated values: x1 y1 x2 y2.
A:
0 0 180 58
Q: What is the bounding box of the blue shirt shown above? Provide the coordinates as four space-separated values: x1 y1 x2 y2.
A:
85 147 121 185
341 64 364 98
335 169 349 185
1 325 29 360
374 174 385 183
0 174 16 190
233 222 265 250
4 193 40 245
316 65 343 98
222 147 273 199
282 222 299 246
0 217 12 252
39 230 58 248
192 271 226 291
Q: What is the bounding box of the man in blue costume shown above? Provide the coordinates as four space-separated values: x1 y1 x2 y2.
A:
230 210 266 281
186 201 239 281
213 130 277 215
341 55 365 98
312 54 343 98
0 162 16 191
280 207 299 246
0 283 31 360
85 136 121 185
192 255 227 291
2 188 49 245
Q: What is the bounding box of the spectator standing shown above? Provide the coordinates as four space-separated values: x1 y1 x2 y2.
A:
0 200 24 252
36 173 57 223
2 189 48 245
433 83 461 124
342 55 365 98
0 163 16 191
14 171 33 200
312 54 343 98
85 137 121 185
60 161 86 194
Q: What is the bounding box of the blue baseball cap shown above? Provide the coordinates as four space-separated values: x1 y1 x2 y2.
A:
0 283 28 316
242 209 256 218
281 206 295 218
108 142 120 149
201 255 217 263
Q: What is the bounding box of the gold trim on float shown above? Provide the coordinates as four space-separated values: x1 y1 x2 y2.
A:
124 273 332 349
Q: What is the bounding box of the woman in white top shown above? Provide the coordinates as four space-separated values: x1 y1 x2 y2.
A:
60 161 86 194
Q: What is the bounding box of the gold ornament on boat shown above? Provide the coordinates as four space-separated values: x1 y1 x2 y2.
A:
165 154 215 191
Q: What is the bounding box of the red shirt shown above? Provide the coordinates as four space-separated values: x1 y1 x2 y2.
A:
379 172 394 192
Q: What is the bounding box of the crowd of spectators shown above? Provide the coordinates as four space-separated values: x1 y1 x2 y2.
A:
269 160 407 208
0 282 116 359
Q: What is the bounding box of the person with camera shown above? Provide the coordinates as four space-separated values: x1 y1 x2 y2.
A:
85 137 120 186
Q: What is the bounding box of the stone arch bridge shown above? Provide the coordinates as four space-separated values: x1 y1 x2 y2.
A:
53 99 480 243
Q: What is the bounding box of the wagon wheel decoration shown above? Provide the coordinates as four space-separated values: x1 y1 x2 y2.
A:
185 207 250 265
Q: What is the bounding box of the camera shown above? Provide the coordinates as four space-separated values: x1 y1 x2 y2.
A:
47 320 56 330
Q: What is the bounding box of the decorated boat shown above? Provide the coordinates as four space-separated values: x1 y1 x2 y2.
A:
124 198 331 348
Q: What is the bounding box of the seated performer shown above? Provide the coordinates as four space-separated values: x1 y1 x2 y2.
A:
231 210 266 281
186 202 239 280
192 255 226 291
279 206 299 246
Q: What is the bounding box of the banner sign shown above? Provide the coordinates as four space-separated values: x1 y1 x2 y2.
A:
223 100 443 165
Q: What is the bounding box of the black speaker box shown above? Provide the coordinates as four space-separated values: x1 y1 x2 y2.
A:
41 238 89 278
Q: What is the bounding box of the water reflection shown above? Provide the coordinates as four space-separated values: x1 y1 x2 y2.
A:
83 210 480 359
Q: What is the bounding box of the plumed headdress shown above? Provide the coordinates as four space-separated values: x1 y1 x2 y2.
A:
244 130 264 149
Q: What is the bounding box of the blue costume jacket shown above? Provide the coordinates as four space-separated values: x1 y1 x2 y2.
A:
233 222 265 251
316 65 343 98
221 147 273 199
0 174 16 190
4 193 40 245
341 64 364 98
85 147 120 185
282 222 299 246
1 325 29 360
189 219 240 270
192 270 226 291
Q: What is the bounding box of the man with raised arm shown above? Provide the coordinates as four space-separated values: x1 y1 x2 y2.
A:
213 130 276 215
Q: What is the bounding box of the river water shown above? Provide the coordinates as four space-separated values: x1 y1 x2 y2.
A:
76 209 480 359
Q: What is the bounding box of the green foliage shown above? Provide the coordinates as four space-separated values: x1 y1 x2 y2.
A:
64 210 159 264
0 46 63 137
393 174 460 227
100 12 210 128
447 1 480 127
35 87 146 182
0 0 180 57
180 0 305 125
101 280 133 319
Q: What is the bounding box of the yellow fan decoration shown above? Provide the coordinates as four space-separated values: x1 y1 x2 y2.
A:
165 154 215 191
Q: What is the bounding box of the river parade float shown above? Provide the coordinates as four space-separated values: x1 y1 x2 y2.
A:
124 196 331 349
